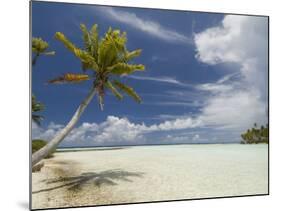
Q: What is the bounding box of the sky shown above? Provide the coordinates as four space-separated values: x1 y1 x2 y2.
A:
32 1 268 147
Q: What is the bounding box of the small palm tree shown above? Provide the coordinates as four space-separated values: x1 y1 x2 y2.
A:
32 24 145 166
32 95 44 126
32 37 55 125
32 37 55 65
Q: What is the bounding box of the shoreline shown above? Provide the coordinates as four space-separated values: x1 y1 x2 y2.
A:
56 143 268 152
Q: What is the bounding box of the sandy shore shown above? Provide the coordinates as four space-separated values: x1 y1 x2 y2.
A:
32 144 268 209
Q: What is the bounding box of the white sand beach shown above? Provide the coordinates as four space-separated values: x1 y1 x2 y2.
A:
32 144 268 209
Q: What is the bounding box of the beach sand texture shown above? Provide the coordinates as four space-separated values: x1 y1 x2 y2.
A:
32 144 268 209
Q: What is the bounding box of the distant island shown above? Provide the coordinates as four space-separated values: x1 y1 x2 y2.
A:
241 123 269 144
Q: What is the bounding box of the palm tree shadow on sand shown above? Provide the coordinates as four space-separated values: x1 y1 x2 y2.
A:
33 169 144 194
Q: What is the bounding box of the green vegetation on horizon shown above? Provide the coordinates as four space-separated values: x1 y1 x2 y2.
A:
241 123 269 144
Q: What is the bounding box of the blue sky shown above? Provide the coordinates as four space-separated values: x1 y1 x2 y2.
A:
32 2 268 147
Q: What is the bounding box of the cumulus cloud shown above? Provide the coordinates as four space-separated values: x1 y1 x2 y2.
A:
194 16 268 65
155 117 201 131
199 89 266 129
194 15 268 97
65 122 99 143
32 115 202 146
100 7 192 44
194 15 268 130
93 116 147 144
32 122 64 141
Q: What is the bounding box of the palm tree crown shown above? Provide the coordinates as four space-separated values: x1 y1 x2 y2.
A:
32 37 55 65
50 23 145 110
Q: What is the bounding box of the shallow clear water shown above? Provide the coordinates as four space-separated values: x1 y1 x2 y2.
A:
33 144 268 209
56 144 269 198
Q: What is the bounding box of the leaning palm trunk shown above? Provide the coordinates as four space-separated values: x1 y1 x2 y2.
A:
32 87 96 166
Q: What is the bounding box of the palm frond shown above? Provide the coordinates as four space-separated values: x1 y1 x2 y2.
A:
55 32 99 71
80 24 92 54
105 81 123 100
32 114 44 126
113 80 141 103
55 32 76 51
32 95 44 112
106 63 145 75
32 37 49 54
125 49 142 61
48 73 90 84
80 24 99 71
32 37 55 66
73 48 99 71
32 94 44 125
98 28 128 69
90 24 99 59
97 31 116 69
111 30 127 53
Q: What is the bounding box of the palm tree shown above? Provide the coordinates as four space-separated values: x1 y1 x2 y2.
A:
32 24 145 166
32 37 55 125
32 95 44 126
32 37 55 65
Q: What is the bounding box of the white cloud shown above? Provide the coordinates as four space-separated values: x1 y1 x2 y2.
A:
32 122 64 141
65 122 99 143
194 15 268 130
155 117 201 131
101 7 192 44
199 90 266 129
195 73 241 94
194 15 268 95
196 83 233 93
93 116 147 144
127 75 193 88
164 132 208 144
145 101 203 107
216 72 240 84
32 115 201 146
194 16 267 65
